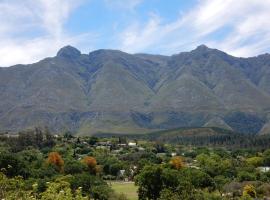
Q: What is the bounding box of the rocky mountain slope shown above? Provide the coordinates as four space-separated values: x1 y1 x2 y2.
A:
1 45 270 135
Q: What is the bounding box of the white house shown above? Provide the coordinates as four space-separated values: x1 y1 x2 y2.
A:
257 167 270 173
128 142 137 147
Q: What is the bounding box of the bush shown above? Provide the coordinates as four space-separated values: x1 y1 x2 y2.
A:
237 171 256 182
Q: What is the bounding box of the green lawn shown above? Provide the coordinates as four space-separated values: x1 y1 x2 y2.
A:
109 181 138 200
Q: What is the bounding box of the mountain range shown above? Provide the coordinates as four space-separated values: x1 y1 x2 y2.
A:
1 45 270 135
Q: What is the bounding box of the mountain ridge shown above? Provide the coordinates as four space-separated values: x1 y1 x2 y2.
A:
1 45 270 135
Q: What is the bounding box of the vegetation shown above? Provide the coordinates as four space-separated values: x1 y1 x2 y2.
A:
110 182 137 200
96 127 270 150
1 127 270 199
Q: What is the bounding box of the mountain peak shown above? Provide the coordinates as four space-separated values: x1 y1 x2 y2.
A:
195 44 211 51
191 44 227 57
57 45 81 59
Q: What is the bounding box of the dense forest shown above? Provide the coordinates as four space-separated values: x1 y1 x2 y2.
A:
95 127 270 150
1 128 270 199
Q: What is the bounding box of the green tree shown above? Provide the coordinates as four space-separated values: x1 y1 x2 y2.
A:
135 165 164 200
237 171 256 182
135 165 195 200
64 159 85 175
181 168 215 189
262 149 270 166
246 156 263 167
0 153 26 177
40 176 85 200
0 172 34 200
70 173 110 198
214 175 230 195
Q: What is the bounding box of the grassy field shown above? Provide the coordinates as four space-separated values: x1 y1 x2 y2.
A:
109 181 138 200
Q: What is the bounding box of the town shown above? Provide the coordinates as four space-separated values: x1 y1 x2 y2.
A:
1 128 270 199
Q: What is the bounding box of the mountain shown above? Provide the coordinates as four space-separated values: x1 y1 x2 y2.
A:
1 45 270 135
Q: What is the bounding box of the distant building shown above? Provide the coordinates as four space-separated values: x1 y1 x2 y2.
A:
138 147 145 151
171 152 177 157
128 142 137 147
96 141 111 146
257 167 270 173
118 170 125 177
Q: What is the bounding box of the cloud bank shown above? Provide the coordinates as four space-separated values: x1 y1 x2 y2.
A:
0 0 270 66
117 0 270 57
0 0 87 66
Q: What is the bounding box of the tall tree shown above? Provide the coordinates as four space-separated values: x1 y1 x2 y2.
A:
47 152 64 172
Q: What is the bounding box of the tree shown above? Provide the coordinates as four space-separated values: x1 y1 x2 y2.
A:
0 172 33 199
0 152 26 177
91 185 113 200
214 175 230 195
157 180 206 200
242 184 256 198
135 165 187 200
237 171 256 182
158 189 180 200
196 153 234 177
262 149 270 166
101 157 124 176
135 165 164 200
64 159 86 175
246 156 263 167
47 152 64 172
88 137 98 145
40 176 85 200
82 156 97 174
181 168 215 190
70 173 110 198
169 156 185 170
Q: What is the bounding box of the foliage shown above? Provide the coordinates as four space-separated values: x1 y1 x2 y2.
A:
169 156 185 170
40 176 86 200
242 184 256 198
263 149 270 166
82 156 97 174
47 152 64 172
246 156 263 167
0 152 26 177
2 129 270 199
237 171 256 182
0 172 33 200
64 159 85 175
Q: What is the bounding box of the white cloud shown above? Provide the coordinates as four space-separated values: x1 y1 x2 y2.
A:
0 0 88 66
1 0 270 66
117 0 270 57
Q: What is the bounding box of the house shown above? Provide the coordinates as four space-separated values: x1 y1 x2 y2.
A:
118 170 125 177
138 147 145 151
96 141 111 146
128 142 137 147
257 167 270 173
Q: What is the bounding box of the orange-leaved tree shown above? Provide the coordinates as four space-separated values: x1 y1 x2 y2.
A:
82 156 97 174
47 152 64 172
170 156 185 170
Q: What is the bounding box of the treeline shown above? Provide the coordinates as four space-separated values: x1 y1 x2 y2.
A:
0 127 55 152
159 134 270 149
95 127 270 150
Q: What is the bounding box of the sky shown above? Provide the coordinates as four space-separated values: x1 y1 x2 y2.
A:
0 0 270 66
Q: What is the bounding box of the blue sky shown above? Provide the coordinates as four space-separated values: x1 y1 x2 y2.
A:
0 0 270 66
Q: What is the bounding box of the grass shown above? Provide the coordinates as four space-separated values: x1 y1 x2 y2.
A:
109 181 138 200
